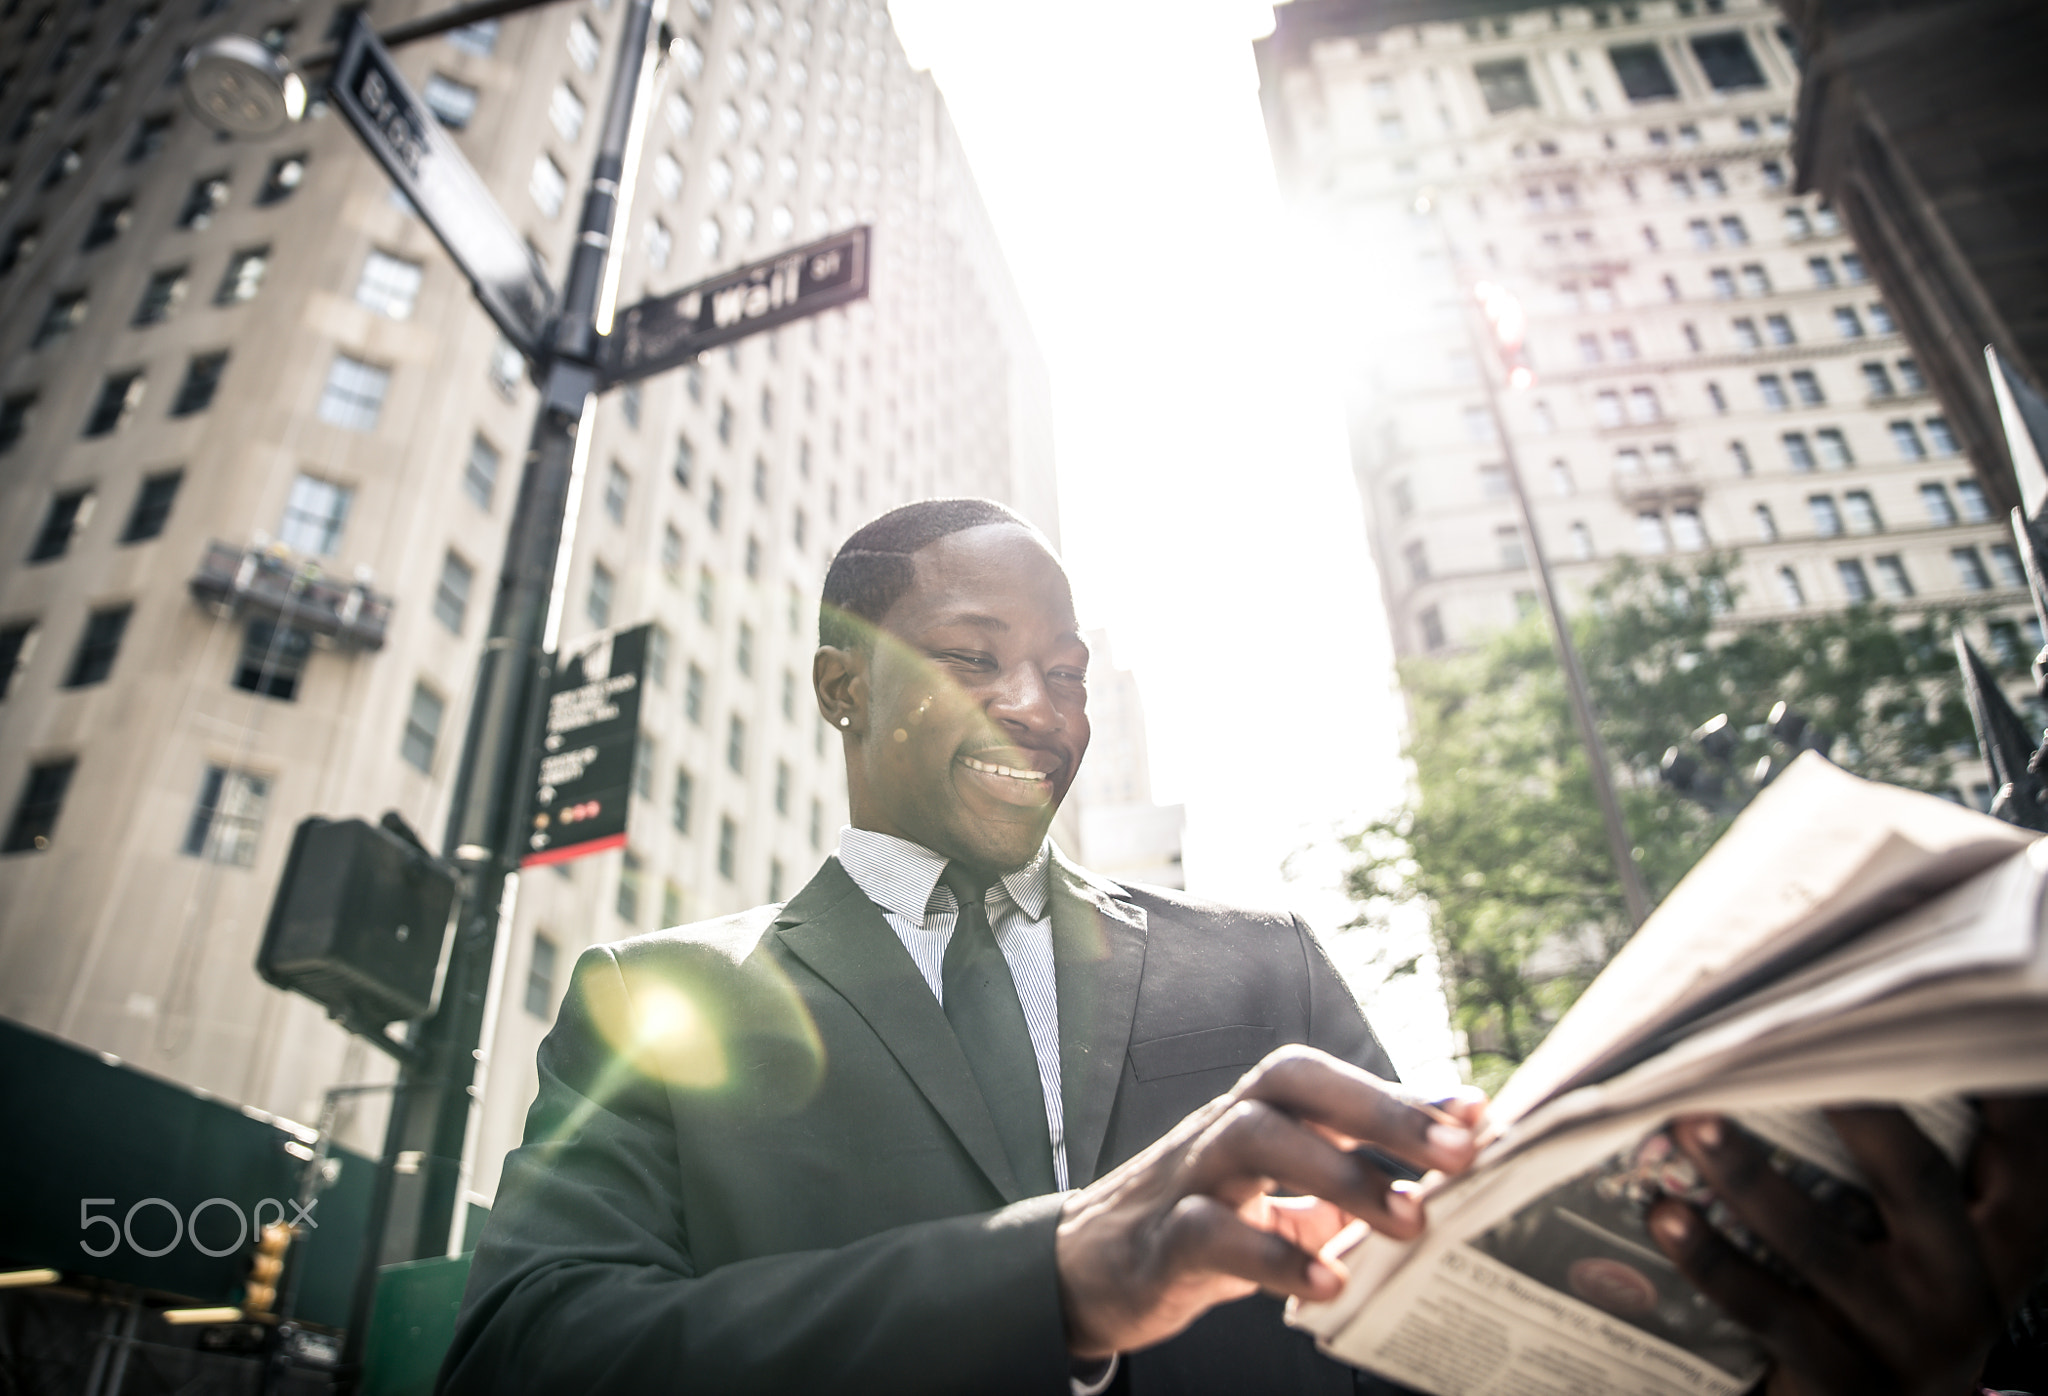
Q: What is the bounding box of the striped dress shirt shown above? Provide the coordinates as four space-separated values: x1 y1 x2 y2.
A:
835 827 1071 1191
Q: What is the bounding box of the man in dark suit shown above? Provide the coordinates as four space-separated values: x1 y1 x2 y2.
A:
443 499 2048 1395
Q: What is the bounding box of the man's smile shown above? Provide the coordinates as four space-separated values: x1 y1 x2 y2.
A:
956 749 1060 807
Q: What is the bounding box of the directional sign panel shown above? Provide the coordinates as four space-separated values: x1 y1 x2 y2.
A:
331 14 556 358
522 625 650 868
601 226 870 388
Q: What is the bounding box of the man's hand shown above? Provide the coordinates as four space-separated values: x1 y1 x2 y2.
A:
1054 1046 1482 1359
1647 1095 2048 1396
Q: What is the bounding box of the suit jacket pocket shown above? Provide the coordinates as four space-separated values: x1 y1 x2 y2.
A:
1128 1025 1278 1082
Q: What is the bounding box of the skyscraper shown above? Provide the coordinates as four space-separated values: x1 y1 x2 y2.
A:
1256 0 2030 696
0 0 1056 1203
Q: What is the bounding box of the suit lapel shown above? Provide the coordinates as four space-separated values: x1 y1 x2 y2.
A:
1049 849 1149 1186
773 858 1025 1202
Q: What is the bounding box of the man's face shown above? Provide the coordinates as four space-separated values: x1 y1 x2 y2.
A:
838 524 1090 874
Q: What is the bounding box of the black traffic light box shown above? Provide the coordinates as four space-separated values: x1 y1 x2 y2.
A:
258 814 458 1026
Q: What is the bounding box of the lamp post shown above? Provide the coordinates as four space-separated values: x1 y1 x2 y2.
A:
186 1 660 1382
1418 192 1654 929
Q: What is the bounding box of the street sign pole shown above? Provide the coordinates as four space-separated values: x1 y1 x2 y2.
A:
336 2 655 1382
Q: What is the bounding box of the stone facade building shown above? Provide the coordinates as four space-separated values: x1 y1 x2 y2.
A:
0 0 1055 1213
1255 0 2033 778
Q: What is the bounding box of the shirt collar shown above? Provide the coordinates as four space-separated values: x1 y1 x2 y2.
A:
836 826 1051 925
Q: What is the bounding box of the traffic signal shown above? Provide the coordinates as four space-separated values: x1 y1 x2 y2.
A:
244 1221 291 1316
1472 280 1536 390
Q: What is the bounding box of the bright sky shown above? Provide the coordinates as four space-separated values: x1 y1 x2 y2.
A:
889 0 1462 1089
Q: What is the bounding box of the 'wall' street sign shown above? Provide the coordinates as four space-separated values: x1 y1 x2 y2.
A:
600 226 870 388
523 625 650 868
331 14 557 359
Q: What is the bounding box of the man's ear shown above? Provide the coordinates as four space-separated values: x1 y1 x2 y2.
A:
813 645 866 733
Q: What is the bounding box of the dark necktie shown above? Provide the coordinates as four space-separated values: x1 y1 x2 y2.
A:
939 863 1057 1196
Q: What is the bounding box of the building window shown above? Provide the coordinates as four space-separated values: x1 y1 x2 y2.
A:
1991 544 2027 590
1956 479 1991 523
717 815 737 880
279 474 353 555
1709 268 1736 299
1868 303 1896 335
1925 417 1959 456
1635 511 1671 553
216 246 270 304
1778 566 1807 608
1783 206 1811 239
530 155 568 220
133 267 189 325
1835 558 1873 604
695 569 714 623
1950 547 1993 592
1627 387 1660 423
422 72 478 127
121 471 181 544
1671 508 1707 551
170 351 228 416
671 767 694 833
1920 483 1958 526
646 218 672 271
1862 362 1896 399
684 662 704 724
727 714 746 773
1753 503 1778 541
489 336 524 397
231 617 311 699
736 620 755 677
1873 555 1914 600
774 758 792 817
600 461 632 526
632 735 655 799
401 682 445 771
1719 215 1748 245
3 758 77 854
448 17 500 54
181 764 269 865
1564 520 1592 560
463 434 500 509
355 250 424 318
1732 317 1761 350
0 621 38 702
83 371 145 438
434 550 474 633
257 153 308 205
0 393 36 456
32 289 88 349
1810 429 1850 469
1403 540 1429 583
1889 421 1927 460
567 15 601 72
659 524 684 579
82 198 133 251
809 798 823 851
587 561 614 627
317 355 390 431
28 488 93 563
653 151 684 200
1897 359 1927 394
1691 31 1765 90
1842 490 1882 534
1473 58 1538 113
65 604 133 687
1765 314 1795 347
126 112 173 163
1807 494 1843 536
1740 265 1772 297
1758 375 1789 411
1417 606 1446 652
1608 43 1677 101
1789 370 1825 406
645 625 670 690
744 535 761 579
1592 390 1623 428
550 82 586 142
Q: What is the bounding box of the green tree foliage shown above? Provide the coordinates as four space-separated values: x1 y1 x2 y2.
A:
1344 553 1988 1091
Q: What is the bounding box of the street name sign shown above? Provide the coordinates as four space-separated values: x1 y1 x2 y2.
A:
523 625 650 868
331 14 556 358
600 225 871 388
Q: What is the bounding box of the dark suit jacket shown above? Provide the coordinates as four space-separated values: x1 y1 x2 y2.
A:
440 850 1400 1395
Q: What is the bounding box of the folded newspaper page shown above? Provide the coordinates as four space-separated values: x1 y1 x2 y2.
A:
1292 756 2048 1396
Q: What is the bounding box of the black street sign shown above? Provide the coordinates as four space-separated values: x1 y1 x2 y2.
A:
522 625 650 868
331 14 556 358
600 226 871 388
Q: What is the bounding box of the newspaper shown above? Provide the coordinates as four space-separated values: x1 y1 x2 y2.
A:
1291 755 2048 1395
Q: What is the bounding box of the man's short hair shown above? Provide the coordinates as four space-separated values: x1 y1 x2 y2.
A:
819 498 1035 650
